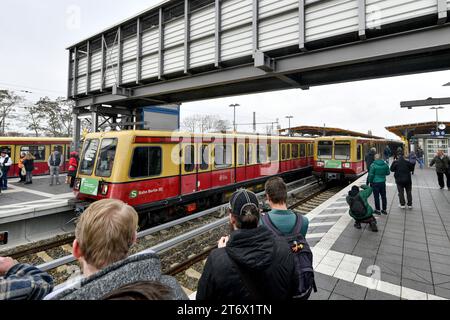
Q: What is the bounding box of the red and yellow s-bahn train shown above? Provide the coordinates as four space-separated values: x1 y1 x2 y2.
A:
313 136 404 182
73 130 315 225
0 137 73 177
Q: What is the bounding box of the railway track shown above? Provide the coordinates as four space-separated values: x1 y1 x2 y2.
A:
5 176 316 286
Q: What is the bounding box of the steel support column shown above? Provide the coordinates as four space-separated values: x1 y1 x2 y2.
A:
73 47 79 96
100 34 105 91
91 111 99 132
358 0 366 40
215 0 221 67
117 27 123 85
299 0 306 51
67 49 73 98
73 113 81 151
86 41 91 94
158 8 164 79
252 0 259 53
136 18 142 83
184 0 190 74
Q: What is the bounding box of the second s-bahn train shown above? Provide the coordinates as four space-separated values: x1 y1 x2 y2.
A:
313 136 404 182
73 130 315 225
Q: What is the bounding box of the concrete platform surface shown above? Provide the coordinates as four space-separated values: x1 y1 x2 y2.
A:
307 168 450 300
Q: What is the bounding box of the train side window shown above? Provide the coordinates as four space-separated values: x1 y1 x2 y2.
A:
281 144 286 160
258 144 267 164
318 141 333 159
237 144 245 166
96 138 118 177
0 146 11 156
215 144 232 169
300 144 306 158
130 147 162 178
287 144 291 160
247 144 254 165
199 145 209 171
309 144 314 157
292 144 299 159
184 145 195 173
20 146 46 161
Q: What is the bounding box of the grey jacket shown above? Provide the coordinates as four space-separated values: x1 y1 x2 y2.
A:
48 252 188 300
430 155 449 174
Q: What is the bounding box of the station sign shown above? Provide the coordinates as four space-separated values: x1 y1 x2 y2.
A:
431 130 446 138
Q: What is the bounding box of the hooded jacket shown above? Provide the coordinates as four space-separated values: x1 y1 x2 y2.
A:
346 185 374 221
365 150 376 169
368 160 390 184
47 252 187 300
196 226 298 302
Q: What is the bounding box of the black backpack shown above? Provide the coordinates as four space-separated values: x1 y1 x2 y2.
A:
261 213 317 300
347 194 366 218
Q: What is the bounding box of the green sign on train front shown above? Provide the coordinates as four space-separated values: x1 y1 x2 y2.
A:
80 178 99 196
325 160 342 169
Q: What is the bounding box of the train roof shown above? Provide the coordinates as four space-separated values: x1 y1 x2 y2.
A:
314 136 403 143
83 130 315 141
0 137 72 142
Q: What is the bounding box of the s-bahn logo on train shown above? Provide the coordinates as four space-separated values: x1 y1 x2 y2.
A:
129 190 138 199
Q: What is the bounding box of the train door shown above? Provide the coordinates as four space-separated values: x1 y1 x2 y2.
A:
236 143 246 182
197 143 212 191
181 143 197 195
0 145 14 177
246 142 257 180
19 144 48 175
357 143 364 173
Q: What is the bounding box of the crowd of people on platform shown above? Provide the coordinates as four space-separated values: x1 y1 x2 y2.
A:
0 148 79 191
1 145 449 301
0 177 316 301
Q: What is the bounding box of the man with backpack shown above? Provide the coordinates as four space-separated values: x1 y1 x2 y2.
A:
368 154 390 215
0 150 12 191
47 148 63 186
346 185 378 232
197 189 299 301
261 177 316 299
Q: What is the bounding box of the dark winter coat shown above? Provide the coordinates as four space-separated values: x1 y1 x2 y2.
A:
196 226 298 302
416 149 424 158
346 185 374 221
365 151 376 170
430 155 449 174
390 157 414 185
368 160 390 184
23 159 34 172
46 252 188 300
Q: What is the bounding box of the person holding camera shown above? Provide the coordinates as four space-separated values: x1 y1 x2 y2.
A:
0 256 54 300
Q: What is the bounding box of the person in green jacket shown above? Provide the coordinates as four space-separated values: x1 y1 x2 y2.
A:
346 185 378 232
368 154 391 215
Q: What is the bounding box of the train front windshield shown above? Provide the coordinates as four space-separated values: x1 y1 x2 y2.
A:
96 138 118 177
318 141 332 159
80 139 99 175
334 141 351 160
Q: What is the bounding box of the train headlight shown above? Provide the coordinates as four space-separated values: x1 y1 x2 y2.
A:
316 161 325 167
343 163 351 169
74 178 81 191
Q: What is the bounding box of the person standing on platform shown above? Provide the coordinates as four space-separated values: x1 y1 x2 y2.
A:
47 148 63 186
408 151 417 175
23 152 35 185
365 147 377 184
67 152 79 188
368 154 390 215
0 150 12 191
383 145 392 165
416 147 425 170
17 152 26 183
429 150 450 190
390 149 414 209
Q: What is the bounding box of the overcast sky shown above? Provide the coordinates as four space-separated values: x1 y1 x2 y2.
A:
1 0 450 139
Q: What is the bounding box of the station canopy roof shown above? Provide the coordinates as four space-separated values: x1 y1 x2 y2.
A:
385 121 450 138
279 126 384 139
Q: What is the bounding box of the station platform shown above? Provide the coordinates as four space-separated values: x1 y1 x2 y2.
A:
0 175 76 250
305 168 450 300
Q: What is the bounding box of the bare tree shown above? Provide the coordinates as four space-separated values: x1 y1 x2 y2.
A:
0 90 23 135
213 119 231 133
182 115 200 132
24 104 45 137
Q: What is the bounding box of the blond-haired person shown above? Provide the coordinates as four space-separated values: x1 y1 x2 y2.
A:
45 199 187 300
23 152 35 185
